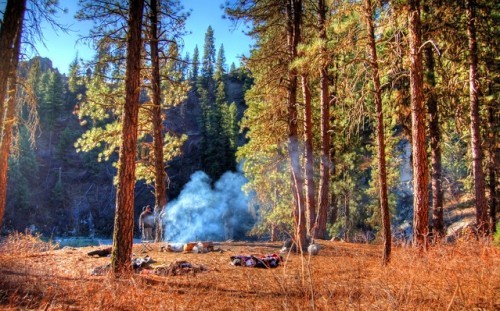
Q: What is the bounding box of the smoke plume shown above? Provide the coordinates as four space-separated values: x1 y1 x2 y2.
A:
162 170 255 242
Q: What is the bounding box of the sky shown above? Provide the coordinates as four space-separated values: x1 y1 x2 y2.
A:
33 0 254 74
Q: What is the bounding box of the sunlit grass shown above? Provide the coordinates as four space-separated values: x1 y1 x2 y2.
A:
0 232 498 310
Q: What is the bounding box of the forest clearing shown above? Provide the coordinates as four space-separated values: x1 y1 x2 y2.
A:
0 233 498 310
1 1 499 309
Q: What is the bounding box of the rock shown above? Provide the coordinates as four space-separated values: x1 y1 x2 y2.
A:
308 243 319 256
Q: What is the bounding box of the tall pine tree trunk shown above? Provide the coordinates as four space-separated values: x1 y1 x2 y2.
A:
301 74 316 237
315 0 330 240
466 0 489 235
328 137 337 227
408 0 429 249
0 0 26 143
111 0 145 275
149 0 167 242
363 0 391 265
0 23 22 228
487 84 497 233
343 192 350 241
424 40 444 237
286 0 307 251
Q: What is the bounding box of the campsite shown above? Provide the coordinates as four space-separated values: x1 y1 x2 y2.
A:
0 234 498 310
0 0 499 309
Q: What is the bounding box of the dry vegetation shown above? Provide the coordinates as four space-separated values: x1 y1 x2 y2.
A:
0 233 498 310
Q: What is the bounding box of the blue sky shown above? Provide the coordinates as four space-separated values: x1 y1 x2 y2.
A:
33 0 253 74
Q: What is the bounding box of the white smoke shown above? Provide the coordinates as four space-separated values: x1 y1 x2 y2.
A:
162 170 255 242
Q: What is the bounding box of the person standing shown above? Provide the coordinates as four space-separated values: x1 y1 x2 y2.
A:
139 205 154 241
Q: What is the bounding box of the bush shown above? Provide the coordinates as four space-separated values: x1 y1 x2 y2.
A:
494 223 500 246
0 231 59 254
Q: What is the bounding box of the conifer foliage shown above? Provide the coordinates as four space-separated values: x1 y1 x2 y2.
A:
195 26 240 181
225 0 498 251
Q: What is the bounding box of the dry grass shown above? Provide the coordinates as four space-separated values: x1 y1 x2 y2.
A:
0 234 498 310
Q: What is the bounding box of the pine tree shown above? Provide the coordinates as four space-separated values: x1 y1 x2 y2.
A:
286 0 307 250
197 26 238 180
422 3 444 237
300 74 316 236
6 126 39 227
0 15 23 227
224 102 238 153
226 0 307 249
0 0 27 145
408 0 429 249
67 55 87 107
111 0 145 275
215 43 227 81
363 0 391 264
75 0 189 247
181 52 190 80
148 0 167 242
191 45 199 82
201 26 216 82
315 0 331 240
466 0 488 235
39 69 65 130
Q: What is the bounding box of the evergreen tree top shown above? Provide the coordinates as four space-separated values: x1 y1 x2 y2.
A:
202 26 216 79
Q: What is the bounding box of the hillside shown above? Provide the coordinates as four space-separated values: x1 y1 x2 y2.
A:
3 57 251 238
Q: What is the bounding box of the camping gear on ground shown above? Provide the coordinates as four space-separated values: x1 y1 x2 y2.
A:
183 242 197 252
230 254 282 268
132 255 155 270
162 243 183 252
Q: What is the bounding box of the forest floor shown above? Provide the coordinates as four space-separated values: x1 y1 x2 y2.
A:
0 234 498 310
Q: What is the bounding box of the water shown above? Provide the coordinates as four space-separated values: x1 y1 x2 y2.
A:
53 237 143 248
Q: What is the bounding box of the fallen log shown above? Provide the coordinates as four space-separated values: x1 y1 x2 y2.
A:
87 247 112 257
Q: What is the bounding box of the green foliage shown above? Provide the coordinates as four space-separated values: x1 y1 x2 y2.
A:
51 176 65 208
67 55 87 107
136 133 187 185
7 127 38 220
56 127 77 161
38 69 65 129
195 28 239 180
494 223 500 246
215 43 226 81
201 26 216 80
191 45 199 82
75 36 189 186
223 102 238 151
442 130 471 196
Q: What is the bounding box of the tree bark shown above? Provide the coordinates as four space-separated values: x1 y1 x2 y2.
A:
363 0 391 265
343 192 350 241
0 20 23 228
301 74 316 237
0 0 26 144
466 0 489 235
149 0 167 242
111 0 145 275
315 0 330 240
286 0 307 251
487 85 497 234
424 36 444 238
408 0 429 249
328 137 337 227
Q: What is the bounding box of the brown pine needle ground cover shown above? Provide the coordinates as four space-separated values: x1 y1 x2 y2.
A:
0 234 498 310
